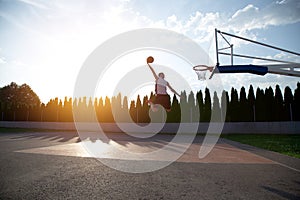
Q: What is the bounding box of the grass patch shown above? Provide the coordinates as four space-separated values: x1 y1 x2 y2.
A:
222 134 300 159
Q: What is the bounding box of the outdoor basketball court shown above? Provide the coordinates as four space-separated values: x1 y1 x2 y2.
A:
15 133 274 165
1 130 299 199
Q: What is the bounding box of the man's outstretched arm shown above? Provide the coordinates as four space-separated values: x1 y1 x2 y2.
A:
147 63 159 80
167 82 181 97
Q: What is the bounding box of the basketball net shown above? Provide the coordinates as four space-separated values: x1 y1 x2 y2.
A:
195 70 207 81
193 65 214 81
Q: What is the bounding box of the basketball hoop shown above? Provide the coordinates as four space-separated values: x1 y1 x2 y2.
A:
193 65 214 81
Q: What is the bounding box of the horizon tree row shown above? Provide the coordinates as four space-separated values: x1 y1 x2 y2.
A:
0 82 300 122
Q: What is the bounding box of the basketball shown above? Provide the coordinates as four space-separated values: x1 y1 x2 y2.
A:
147 56 154 63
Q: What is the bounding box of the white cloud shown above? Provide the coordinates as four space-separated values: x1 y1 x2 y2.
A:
158 0 299 46
229 0 300 32
274 52 300 63
232 4 258 19
251 52 300 65
18 0 49 10
166 15 183 32
229 4 260 31
276 0 288 4
11 60 28 68
7 0 297 51
0 57 6 64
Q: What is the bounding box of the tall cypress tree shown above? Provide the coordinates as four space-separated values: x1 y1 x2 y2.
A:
180 91 189 122
196 90 204 122
212 91 221 121
265 87 275 121
294 82 300 121
284 86 293 121
255 88 265 121
170 94 181 123
203 88 211 122
45 98 59 122
87 97 94 122
141 95 150 123
123 96 128 110
129 100 136 123
248 85 255 122
97 97 103 122
171 94 181 122
188 91 197 122
111 96 116 122
136 95 142 123
115 93 122 112
103 96 113 122
122 96 129 122
229 88 239 122
58 99 63 122
274 85 284 121
221 90 229 122
239 87 248 121
61 97 72 122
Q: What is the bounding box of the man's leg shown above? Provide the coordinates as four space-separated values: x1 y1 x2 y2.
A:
151 103 158 112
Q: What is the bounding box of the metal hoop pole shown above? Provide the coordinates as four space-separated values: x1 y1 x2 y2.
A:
215 28 219 66
219 52 299 64
217 30 300 56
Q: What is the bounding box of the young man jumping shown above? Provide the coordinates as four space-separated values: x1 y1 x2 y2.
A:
146 56 181 112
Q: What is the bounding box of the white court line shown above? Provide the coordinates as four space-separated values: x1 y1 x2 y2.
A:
272 161 300 173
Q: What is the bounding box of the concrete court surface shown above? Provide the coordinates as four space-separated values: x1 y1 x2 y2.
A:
0 130 299 199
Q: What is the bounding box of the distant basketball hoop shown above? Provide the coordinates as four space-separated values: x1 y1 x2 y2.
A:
193 65 214 81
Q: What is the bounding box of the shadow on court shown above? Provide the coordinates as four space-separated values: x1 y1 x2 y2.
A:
262 186 300 200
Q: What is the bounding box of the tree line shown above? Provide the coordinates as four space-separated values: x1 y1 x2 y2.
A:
0 82 300 122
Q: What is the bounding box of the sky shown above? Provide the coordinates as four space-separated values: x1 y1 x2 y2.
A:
0 0 299 103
